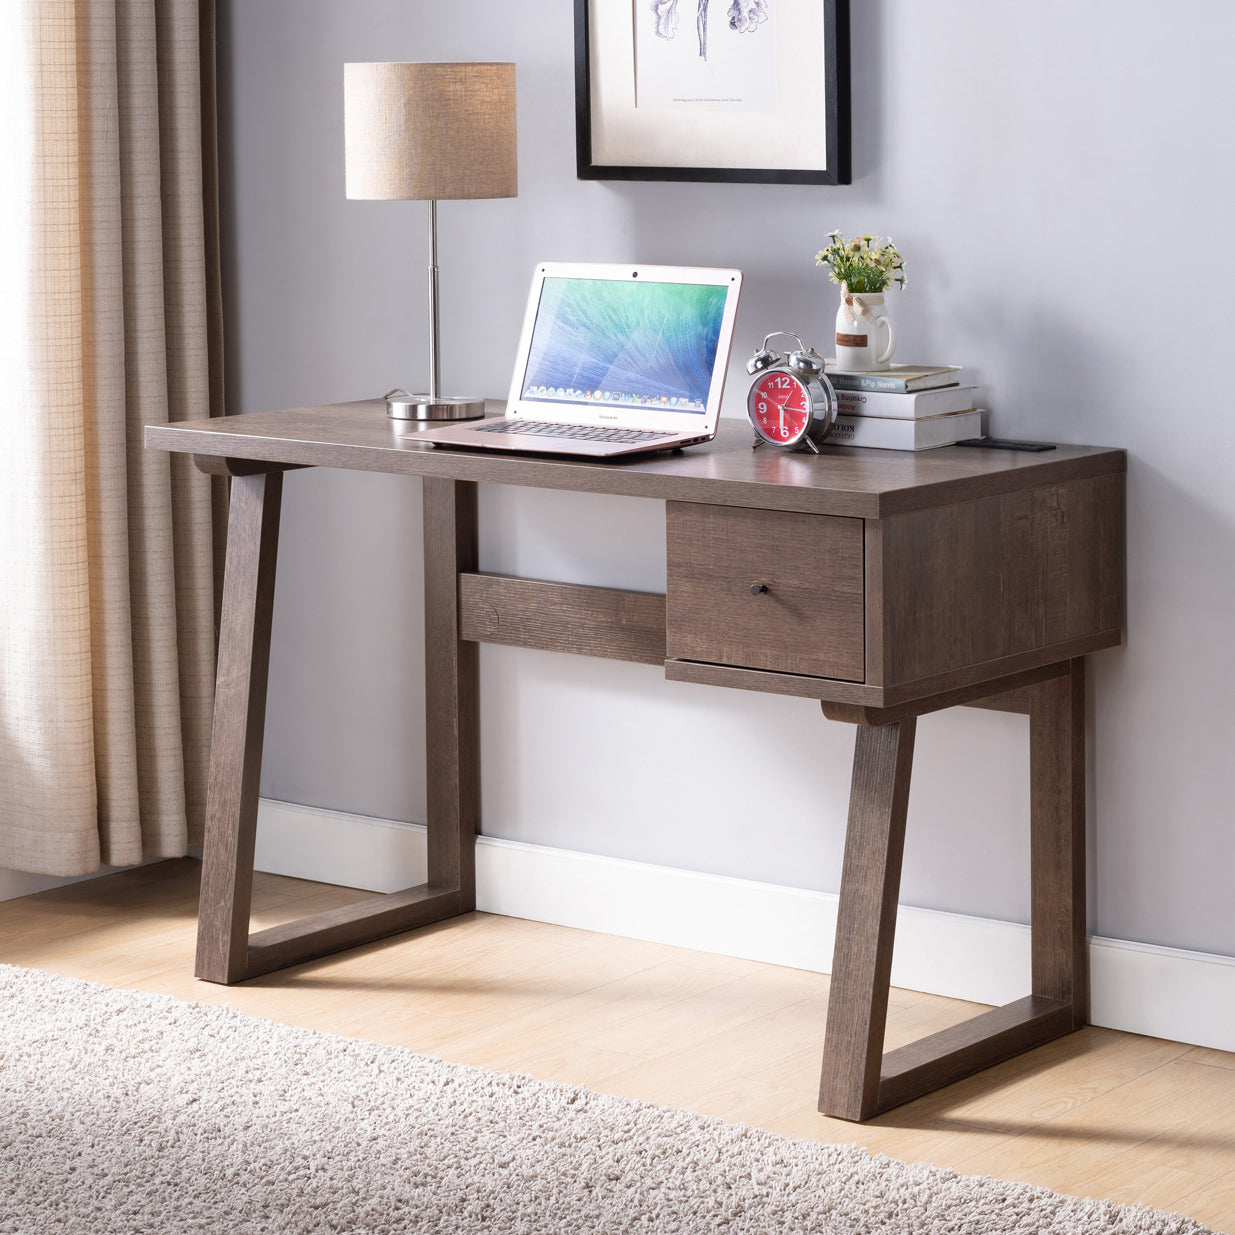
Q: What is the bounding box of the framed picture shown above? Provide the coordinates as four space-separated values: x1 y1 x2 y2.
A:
574 0 850 185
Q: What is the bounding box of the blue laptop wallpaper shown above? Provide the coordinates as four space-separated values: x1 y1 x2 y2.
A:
520 277 728 414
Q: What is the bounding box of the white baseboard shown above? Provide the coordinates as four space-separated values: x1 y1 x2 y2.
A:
255 798 1235 1055
0 869 101 903
0 859 161 904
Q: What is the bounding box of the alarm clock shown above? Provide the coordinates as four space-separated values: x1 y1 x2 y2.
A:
745 333 837 453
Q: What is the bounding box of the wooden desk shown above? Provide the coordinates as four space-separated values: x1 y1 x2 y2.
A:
146 402 1125 1122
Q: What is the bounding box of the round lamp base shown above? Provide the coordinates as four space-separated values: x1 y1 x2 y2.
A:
385 392 486 421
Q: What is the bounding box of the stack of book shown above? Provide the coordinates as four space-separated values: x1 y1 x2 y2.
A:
824 364 983 450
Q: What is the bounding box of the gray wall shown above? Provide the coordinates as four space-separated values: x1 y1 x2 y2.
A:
220 0 1235 956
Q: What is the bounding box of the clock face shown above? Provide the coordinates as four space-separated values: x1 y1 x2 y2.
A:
749 371 809 444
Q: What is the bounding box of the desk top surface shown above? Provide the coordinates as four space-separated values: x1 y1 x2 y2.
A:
146 400 1125 519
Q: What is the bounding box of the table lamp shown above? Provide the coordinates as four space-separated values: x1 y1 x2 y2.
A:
345 62 517 420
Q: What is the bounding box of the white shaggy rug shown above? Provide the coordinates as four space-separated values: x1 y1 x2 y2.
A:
0 965 1215 1234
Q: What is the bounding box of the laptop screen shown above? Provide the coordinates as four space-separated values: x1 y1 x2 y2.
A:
519 276 729 415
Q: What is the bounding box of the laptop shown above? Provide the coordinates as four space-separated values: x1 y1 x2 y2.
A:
414 261 743 458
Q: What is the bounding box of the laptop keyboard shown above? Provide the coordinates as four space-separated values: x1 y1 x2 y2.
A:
472 420 677 444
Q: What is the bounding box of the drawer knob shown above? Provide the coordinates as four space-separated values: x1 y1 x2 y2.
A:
750 583 768 595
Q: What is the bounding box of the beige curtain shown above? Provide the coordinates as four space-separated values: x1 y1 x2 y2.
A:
0 0 223 876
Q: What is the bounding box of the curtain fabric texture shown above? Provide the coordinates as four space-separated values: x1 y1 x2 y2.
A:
0 0 222 876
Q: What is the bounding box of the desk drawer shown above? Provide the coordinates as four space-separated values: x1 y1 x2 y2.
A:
666 502 865 681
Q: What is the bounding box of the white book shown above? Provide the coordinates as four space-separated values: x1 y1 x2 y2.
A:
834 385 978 420
826 409 984 451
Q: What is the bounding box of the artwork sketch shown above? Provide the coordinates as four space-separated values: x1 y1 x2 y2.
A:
727 0 770 35
636 0 776 110
649 0 768 60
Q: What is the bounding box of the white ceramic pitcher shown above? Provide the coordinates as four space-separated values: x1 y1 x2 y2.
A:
834 288 896 372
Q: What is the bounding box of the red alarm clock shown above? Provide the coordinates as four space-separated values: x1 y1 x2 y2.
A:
745 333 836 453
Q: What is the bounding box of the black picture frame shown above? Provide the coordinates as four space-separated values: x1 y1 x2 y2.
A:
574 0 850 185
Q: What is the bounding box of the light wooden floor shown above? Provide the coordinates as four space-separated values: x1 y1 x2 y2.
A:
2 859 1232 1232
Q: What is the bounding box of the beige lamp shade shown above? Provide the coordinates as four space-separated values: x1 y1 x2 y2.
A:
344 62 517 201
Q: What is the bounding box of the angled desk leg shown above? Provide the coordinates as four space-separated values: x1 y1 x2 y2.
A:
194 466 478 985
817 660 1087 1120
196 467 285 984
817 719 916 1121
